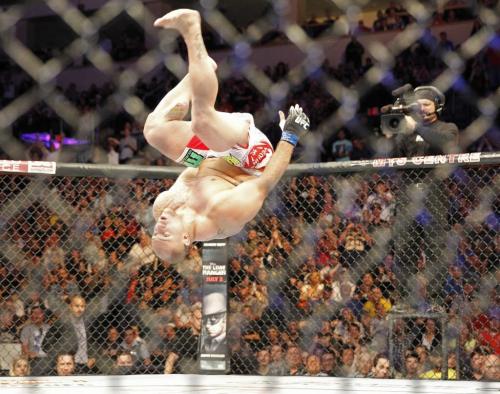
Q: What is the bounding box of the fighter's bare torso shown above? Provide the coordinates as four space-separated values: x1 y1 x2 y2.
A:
153 158 256 240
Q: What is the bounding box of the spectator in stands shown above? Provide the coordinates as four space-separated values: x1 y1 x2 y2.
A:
26 140 49 161
437 31 455 52
333 307 358 344
366 179 395 224
9 357 30 377
344 35 365 70
244 229 262 256
102 326 121 360
457 324 478 357
413 319 442 353
285 345 304 376
127 230 157 269
477 317 499 355
268 344 287 375
401 351 421 379
330 129 353 162
179 244 202 278
320 352 338 376
111 351 136 375
0 308 18 343
338 345 356 377
482 354 500 381
42 295 99 374
419 352 457 379
363 287 392 318
353 351 373 377
350 138 372 160
466 346 488 380
370 353 392 378
354 20 371 35
373 10 387 31
414 345 431 374
55 353 76 376
109 123 137 164
41 233 65 272
120 326 151 370
305 354 327 376
20 306 51 375
339 222 372 266
256 348 271 375
282 320 303 348
298 271 324 312
443 265 464 306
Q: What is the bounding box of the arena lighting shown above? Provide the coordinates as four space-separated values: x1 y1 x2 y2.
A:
19 132 89 149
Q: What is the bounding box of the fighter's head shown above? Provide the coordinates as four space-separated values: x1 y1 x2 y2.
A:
152 207 190 264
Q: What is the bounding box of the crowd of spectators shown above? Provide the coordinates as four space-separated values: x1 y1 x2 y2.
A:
0 0 499 381
0 156 498 379
0 1 499 164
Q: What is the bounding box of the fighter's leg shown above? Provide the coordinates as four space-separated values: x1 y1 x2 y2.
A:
143 73 194 160
154 9 249 152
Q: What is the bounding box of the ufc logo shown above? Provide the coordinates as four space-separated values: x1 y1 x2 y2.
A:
294 116 310 130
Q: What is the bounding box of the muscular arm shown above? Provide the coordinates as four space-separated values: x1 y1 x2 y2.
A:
209 105 309 234
209 141 295 230
252 141 295 194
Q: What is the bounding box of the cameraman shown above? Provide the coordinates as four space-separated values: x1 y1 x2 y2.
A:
393 86 459 156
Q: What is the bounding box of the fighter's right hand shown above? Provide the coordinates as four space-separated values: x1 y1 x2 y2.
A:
279 104 310 146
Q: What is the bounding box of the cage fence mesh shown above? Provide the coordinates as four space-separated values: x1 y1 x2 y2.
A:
0 0 499 381
0 161 498 377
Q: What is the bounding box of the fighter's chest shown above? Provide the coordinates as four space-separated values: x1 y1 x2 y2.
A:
176 176 233 212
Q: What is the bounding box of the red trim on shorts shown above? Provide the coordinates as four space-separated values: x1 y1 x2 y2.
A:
186 135 209 150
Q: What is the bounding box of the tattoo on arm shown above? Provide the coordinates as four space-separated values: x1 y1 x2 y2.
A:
193 33 206 60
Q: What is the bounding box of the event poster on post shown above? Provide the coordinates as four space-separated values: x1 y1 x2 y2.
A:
199 242 230 374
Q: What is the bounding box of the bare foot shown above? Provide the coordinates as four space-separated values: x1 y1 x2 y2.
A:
165 101 189 121
153 9 200 36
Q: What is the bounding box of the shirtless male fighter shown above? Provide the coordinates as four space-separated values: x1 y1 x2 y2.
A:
144 9 310 263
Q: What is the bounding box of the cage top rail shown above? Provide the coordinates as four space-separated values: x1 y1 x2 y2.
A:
0 151 498 179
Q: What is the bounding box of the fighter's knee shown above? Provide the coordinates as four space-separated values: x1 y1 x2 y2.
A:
143 114 158 140
143 114 169 144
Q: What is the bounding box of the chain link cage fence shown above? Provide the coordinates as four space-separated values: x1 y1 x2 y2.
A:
0 0 499 382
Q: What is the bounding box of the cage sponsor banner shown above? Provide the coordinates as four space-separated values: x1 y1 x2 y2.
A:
372 152 482 168
0 160 56 174
199 242 229 374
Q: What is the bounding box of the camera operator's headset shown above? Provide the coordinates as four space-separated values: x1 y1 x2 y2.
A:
413 86 445 116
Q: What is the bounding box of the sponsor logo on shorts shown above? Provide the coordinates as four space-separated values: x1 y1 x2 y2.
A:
245 142 273 168
223 154 241 166
181 149 205 167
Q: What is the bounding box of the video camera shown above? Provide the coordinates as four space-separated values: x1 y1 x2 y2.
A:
380 84 446 136
380 84 420 136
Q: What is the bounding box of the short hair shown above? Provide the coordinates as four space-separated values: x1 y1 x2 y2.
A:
405 351 419 360
373 352 390 367
471 345 491 358
69 294 86 305
57 352 75 361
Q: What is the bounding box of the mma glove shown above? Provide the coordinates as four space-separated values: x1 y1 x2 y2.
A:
279 104 311 146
